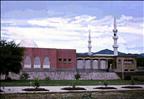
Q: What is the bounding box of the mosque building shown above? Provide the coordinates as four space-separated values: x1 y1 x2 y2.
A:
77 17 136 73
18 17 137 80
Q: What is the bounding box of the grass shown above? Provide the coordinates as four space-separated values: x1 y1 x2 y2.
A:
0 80 143 86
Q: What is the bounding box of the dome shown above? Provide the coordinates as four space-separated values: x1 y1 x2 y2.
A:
19 39 38 48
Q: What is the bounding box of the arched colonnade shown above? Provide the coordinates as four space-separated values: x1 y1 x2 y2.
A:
77 58 113 70
23 56 50 69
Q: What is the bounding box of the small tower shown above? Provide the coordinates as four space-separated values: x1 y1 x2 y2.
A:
88 28 92 56
113 17 118 56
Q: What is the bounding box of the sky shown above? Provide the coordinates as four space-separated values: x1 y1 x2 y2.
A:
1 1 144 53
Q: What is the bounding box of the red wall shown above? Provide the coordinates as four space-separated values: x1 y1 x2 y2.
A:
57 49 76 70
23 47 76 70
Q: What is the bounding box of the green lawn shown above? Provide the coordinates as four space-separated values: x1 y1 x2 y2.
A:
1 80 143 86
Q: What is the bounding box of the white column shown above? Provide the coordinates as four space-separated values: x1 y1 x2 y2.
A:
92 60 98 69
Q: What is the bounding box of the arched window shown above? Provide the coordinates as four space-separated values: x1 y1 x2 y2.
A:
77 60 84 69
43 57 50 68
85 60 91 69
92 60 98 69
100 60 107 69
24 56 31 68
34 57 41 68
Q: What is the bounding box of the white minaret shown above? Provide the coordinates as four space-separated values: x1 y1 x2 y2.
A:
88 27 92 56
113 17 118 56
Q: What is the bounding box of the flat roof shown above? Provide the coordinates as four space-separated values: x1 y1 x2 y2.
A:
93 54 115 56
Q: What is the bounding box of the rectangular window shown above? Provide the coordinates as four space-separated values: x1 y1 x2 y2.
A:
130 69 134 71
124 59 134 65
68 58 72 63
63 58 66 61
63 58 67 64
124 69 128 71
68 59 71 61
58 58 62 62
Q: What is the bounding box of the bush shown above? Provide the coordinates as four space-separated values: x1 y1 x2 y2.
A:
133 76 144 82
75 73 81 80
131 77 135 85
72 82 76 88
20 72 29 80
124 76 131 80
103 81 108 87
71 73 81 88
33 77 40 89
45 76 50 80
5 76 12 81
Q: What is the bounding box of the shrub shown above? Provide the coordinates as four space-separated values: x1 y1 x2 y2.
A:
71 73 81 88
133 76 144 82
75 73 81 80
124 76 131 80
45 76 50 80
33 77 40 89
103 81 108 87
131 77 135 85
20 72 29 80
5 76 12 81
72 82 76 88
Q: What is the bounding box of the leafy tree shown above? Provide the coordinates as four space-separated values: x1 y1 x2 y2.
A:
0 40 24 79
136 58 144 67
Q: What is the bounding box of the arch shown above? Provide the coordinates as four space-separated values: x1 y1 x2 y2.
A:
77 60 84 69
100 60 107 69
34 56 41 68
43 57 50 68
24 56 31 68
85 60 91 69
92 60 98 69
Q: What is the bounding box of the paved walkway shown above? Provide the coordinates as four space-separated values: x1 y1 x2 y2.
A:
1 85 144 94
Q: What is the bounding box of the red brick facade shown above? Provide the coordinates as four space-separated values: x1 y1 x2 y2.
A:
23 48 76 70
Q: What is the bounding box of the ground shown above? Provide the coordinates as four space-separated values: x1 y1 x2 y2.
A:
1 80 144 99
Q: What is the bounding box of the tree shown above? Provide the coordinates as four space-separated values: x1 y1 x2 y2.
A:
136 58 144 67
0 40 24 79
72 73 81 88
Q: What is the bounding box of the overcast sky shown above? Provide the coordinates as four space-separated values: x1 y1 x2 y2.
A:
1 1 144 53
